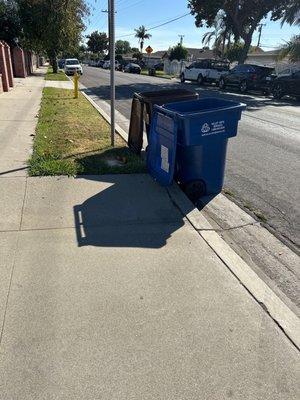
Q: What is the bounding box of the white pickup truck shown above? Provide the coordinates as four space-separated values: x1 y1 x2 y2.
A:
180 59 230 85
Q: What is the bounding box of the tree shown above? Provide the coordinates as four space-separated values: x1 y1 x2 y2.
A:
224 42 259 62
169 44 188 61
0 0 21 46
131 47 140 53
280 0 300 25
224 42 244 62
134 25 151 53
18 0 89 72
201 12 232 58
278 35 300 62
86 31 108 54
116 54 123 62
115 40 131 55
188 0 296 64
132 50 143 61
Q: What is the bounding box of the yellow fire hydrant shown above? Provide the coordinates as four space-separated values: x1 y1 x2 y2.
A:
73 71 80 99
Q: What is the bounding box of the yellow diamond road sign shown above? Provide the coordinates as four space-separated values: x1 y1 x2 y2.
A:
146 46 153 54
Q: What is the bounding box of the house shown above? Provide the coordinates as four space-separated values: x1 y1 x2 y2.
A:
185 48 215 61
246 48 300 73
246 49 280 67
142 47 215 67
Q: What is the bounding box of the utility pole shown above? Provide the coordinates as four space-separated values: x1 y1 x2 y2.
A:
178 35 184 46
257 23 266 48
108 0 115 147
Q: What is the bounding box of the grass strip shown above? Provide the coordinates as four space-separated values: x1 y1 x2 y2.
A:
29 88 146 176
45 66 69 81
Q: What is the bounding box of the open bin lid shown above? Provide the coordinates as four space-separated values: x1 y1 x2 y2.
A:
134 89 199 105
157 97 246 117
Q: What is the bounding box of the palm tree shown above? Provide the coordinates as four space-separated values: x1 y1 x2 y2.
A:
134 25 151 53
278 35 300 62
281 1 300 25
202 13 231 58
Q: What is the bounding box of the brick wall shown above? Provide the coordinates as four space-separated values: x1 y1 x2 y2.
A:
0 42 9 91
12 47 27 78
3 42 14 88
0 42 41 95
24 51 33 75
0 74 3 94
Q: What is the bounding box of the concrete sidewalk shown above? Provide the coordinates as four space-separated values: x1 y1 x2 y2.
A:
0 67 46 176
0 70 299 399
0 174 299 399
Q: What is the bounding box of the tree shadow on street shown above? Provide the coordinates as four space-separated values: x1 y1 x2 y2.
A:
81 78 300 112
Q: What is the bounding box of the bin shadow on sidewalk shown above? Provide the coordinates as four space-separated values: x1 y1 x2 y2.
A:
73 175 187 249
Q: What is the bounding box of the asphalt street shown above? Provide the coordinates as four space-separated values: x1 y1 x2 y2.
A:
80 66 300 249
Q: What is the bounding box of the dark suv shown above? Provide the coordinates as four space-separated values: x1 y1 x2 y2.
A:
219 64 274 94
271 70 300 100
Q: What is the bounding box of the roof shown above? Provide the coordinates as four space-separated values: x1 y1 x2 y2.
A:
248 47 265 54
148 50 168 58
186 48 214 59
247 49 280 57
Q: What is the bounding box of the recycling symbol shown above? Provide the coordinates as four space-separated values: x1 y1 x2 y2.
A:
201 123 210 133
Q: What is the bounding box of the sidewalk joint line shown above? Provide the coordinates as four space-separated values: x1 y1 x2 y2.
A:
0 234 20 349
0 219 181 234
19 177 29 231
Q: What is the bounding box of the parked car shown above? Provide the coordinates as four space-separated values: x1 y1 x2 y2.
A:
97 60 105 68
58 59 65 69
103 60 120 70
124 63 141 74
153 62 164 71
64 58 83 75
180 59 230 84
271 70 300 100
219 64 274 94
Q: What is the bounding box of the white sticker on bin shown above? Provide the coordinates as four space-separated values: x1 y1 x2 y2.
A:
201 120 225 135
161 145 169 173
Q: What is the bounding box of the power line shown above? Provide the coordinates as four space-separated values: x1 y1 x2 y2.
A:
147 12 190 31
116 0 129 6
117 0 145 12
116 11 191 38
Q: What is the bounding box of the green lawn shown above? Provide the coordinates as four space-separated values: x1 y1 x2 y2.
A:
29 88 146 176
45 66 69 81
141 69 175 79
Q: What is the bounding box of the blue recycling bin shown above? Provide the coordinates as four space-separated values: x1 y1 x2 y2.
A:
147 97 245 199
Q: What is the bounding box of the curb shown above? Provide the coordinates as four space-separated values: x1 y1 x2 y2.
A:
167 184 300 350
80 87 300 350
81 90 128 143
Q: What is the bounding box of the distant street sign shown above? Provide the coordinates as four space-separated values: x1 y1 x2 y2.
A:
146 46 153 54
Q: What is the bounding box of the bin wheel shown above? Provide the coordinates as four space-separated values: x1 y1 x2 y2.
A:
219 78 226 90
272 83 284 99
239 80 248 93
197 74 204 85
183 180 206 202
180 73 185 83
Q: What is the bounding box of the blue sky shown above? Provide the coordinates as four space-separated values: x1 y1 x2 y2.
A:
85 0 299 51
